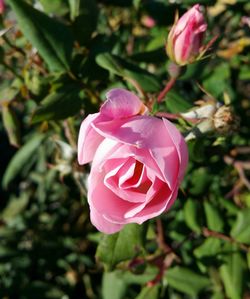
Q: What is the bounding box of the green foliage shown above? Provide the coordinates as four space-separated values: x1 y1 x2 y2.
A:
164 267 211 296
1 0 250 298
230 209 250 244
32 83 84 122
96 223 146 270
2 134 46 188
6 0 74 71
219 245 247 299
96 53 161 92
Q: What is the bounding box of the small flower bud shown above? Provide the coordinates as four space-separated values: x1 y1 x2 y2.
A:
166 4 207 66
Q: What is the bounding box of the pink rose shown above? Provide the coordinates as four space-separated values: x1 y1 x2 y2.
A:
78 89 188 234
166 4 207 66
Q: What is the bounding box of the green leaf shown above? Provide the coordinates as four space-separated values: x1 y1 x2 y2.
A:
194 237 222 258
1 193 29 221
70 0 98 45
219 246 246 299
2 134 46 189
165 266 211 296
230 209 250 245
184 198 202 233
0 79 21 104
96 53 161 92
6 0 74 72
32 84 83 123
164 90 192 113
121 265 158 284
40 0 69 15
203 63 231 98
135 285 160 299
180 59 208 80
189 167 211 196
96 223 146 271
102 272 127 299
2 104 21 147
204 201 224 232
96 53 125 76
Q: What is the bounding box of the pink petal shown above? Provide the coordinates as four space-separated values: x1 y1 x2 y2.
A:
77 113 104 165
100 88 147 119
104 157 151 203
88 167 134 222
90 206 124 234
93 116 179 189
123 177 166 219
126 183 173 223
162 118 188 181
174 4 204 35
93 138 164 182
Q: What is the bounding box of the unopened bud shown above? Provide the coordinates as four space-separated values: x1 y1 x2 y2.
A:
166 5 207 66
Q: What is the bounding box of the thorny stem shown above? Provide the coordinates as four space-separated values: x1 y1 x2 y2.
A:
157 77 176 103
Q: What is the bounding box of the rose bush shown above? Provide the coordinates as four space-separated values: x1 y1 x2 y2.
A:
78 89 188 234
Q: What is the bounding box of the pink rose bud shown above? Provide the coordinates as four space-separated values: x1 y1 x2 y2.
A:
78 88 188 234
0 0 4 14
166 4 207 66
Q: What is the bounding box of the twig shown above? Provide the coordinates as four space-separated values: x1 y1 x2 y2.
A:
224 155 250 190
156 218 173 254
230 146 250 156
157 77 176 103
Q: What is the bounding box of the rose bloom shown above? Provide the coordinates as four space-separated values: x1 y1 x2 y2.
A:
166 4 207 66
78 89 188 234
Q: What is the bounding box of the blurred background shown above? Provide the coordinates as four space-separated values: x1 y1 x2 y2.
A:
0 0 250 298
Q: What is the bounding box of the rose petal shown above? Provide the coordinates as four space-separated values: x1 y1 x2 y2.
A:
88 168 134 222
123 177 166 219
126 183 173 223
78 113 104 165
93 116 178 188
90 206 124 234
162 118 188 181
100 88 147 119
104 157 151 203
174 4 206 36
93 139 164 182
